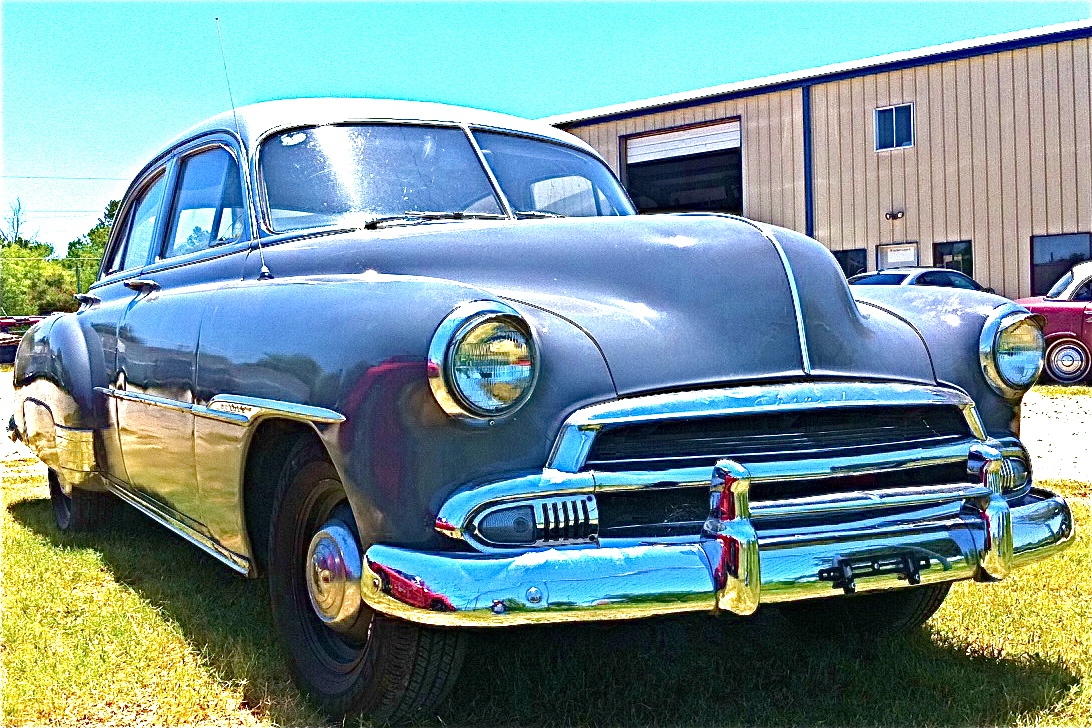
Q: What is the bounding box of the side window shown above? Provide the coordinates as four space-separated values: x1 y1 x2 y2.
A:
106 173 168 274
947 273 979 290
163 147 245 259
916 271 947 287
1073 280 1092 302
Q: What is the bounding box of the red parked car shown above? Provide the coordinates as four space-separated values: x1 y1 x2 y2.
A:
1017 260 1092 383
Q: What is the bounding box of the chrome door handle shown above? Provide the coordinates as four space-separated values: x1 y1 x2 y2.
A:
124 279 159 292
74 292 100 307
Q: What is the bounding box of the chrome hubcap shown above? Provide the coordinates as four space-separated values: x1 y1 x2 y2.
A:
1050 344 1088 379
305 519 363 632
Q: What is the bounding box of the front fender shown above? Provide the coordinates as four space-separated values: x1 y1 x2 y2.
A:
851 287 1026 437
196 273 616 549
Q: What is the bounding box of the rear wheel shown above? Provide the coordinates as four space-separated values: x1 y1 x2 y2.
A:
1045 338 1091 384
267 441 466 723
48 469 111 532
777 583 951 637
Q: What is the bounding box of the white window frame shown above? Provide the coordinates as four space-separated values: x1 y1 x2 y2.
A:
874 102 914 152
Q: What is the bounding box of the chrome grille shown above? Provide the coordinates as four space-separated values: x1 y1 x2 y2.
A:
537 496 597 542
585 404 972 472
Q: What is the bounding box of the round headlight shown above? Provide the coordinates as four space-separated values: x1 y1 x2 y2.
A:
980 306 1045 398
429 302 538 419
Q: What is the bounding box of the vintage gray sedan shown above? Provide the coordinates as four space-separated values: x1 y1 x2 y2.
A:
10 98 1074 721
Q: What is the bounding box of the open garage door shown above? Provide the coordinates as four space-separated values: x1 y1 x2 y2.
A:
624 120 742 215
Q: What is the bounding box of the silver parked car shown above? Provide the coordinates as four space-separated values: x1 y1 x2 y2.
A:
9 98 1073 722
849 266 995 293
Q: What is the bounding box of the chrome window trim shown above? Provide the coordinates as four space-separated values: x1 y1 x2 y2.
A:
547 381 985 474
978 302 1046 399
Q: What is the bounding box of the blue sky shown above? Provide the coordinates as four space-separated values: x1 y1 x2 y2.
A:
3 1 1090 252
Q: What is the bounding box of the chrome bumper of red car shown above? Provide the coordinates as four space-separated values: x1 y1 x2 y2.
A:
360 483 1073 627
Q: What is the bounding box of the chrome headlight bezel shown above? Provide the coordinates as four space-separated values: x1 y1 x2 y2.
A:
979 304 1045 399
428 301 539 421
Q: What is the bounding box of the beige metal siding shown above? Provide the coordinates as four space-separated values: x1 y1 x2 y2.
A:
811 37 1092 298
559 34 1092 298
563 90 807 232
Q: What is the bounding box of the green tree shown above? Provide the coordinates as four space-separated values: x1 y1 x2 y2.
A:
0 198 119 315
64 199 119 293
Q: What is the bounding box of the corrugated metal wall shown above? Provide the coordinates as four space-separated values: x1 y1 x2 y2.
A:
564 90 807 233
560 36 1091 299
812 37 1092 298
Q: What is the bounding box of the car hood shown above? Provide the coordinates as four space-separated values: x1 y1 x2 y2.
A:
289 215 936 395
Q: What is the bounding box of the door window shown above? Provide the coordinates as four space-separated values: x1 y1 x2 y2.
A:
163 147 246 259
106 173 168 274
1032 233 1092 295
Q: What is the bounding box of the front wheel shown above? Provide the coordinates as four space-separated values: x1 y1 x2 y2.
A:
776 582 951 637
1045 338 1091 384
267 442 466 723
49 469 111 532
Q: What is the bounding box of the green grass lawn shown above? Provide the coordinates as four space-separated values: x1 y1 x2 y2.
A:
3 458 1090 726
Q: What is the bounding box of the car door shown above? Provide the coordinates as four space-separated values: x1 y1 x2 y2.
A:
114 137 250 527
83 166 173 485
1073 278 1092 345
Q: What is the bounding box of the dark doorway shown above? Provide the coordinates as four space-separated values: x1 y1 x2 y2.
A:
625 149 743 215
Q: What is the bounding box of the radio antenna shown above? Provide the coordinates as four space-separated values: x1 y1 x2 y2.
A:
215 16 272 280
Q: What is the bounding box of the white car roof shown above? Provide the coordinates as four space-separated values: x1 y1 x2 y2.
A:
165 97 599 159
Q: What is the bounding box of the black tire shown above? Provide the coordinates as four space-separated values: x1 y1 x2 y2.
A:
48 469 111 532
267 441 466 723
1045 337 1091 384
777 582 951 637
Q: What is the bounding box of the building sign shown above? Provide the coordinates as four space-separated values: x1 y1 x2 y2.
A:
877 243 919 269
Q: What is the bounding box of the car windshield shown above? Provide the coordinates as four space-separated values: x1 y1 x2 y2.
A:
1046 270 1074 299
259 124 633 232
849 273 910 285
472 131 634 217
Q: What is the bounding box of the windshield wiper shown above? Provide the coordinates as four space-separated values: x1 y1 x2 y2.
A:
363 211 507 230
512 210 566 219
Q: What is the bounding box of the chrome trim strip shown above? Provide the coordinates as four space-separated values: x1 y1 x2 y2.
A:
97 387 193 413
437 439 977 543
362 486 1073 627
751 220 812 375
99 388 345 426
195 394 345 425
747 482 993 520
548 381 982 473
592 439 976 489
105 480 251 575
677 213 810 373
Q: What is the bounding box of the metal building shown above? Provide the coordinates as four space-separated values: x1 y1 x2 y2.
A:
545 21 1092 299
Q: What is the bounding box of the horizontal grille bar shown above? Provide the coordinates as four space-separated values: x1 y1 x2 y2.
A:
586 405 971 472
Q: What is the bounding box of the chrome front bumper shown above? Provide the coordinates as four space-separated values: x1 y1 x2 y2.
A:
360 485 1073 627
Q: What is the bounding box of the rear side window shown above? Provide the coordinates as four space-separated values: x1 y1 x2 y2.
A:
106 173 168 274
849 273 909 286
164 147 246 258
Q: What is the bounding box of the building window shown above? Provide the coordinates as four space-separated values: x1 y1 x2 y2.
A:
833 249 866 278
877 242 918 270
875 103 913 151
933 240 973 277
1032 233 1092 295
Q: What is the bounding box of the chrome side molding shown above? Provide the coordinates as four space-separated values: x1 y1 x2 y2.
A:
105 479 251 575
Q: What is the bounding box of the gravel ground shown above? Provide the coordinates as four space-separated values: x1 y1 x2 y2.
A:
1 372 1088 481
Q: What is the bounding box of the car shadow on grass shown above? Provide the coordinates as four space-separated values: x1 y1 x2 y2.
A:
10 495 1078 728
